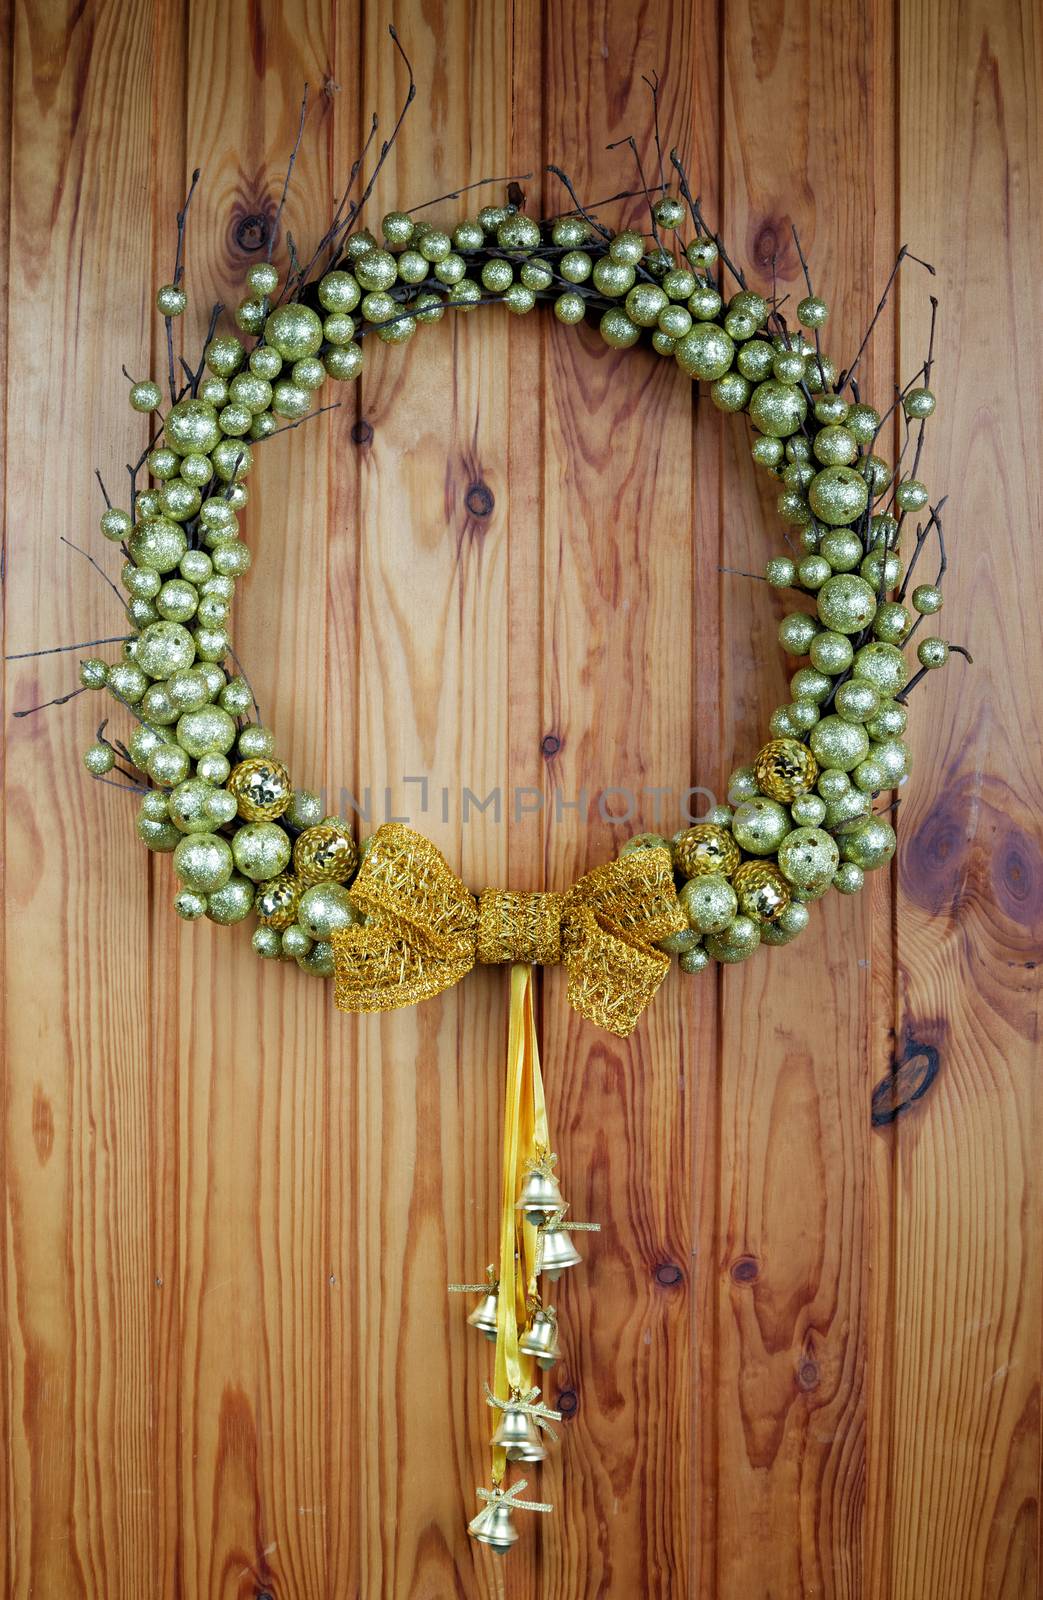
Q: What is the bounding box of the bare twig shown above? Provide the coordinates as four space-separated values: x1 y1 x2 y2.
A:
547 180 668 222
166 167 201 402
324 26 417 275
94 468 113 508
897 497 948 600
13 686 87 717
257 401 342 438
669 149 747 290
5 635 133 660
606 132 661 249
292 114 380 290
267 88 310 264
406 171 535 216
838 246 935 394
896 643 972 703
60 535 125 604
642 71 666 192
546 165 612 240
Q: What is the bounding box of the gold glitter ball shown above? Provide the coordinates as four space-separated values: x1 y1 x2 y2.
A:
753 737 819 802
255 871 301 930
672 823 740 880
732 860 792 922
293 823 359 886
227 757 293 821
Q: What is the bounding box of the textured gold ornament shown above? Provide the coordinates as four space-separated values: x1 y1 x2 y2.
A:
292 823 359 886
227 757 293 820
753 737 819 802
672 823 740 879
255 871 301 930
732 860 792 923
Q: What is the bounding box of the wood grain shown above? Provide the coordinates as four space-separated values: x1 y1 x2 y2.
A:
2 2 1040 1597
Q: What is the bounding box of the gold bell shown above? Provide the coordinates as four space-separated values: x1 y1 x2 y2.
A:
519 1307 559 1369
466 1285 499 1342
538 1225 582 1280
515 1166 565 1225
469 1497 519 1554
491 1404 546 1462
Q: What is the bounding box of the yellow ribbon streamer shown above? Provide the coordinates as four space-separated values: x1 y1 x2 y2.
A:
331 823 685 1037
491 964 540 1483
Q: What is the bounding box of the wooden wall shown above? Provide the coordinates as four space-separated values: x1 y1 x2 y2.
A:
3 1 1041 1596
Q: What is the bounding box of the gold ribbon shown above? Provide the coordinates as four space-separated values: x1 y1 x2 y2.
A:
484 1382 562 1445
468 1478 554 1532
331 822 685 1037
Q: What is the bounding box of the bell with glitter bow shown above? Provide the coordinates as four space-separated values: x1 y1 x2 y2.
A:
515 1161 565 1226
491 1403 547 1462
468 1496 520 1554
537 1223 583 1280
519 1306 560 1369
466 1282 499 1341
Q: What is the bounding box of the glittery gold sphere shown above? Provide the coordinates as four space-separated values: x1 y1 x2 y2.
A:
292 823 359 886
732 860 792 923
255 872 301 930
227 757 292 821
672 823 740 879
752 738 819 803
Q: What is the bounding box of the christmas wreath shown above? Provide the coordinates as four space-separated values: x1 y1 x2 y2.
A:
18 36 967 1552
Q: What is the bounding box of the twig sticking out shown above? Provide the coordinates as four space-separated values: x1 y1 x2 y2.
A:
642 71 666 193
60 535 125 604
838 246 935 394
896 644 973 703
5 635 133 660
166 167 201 403
669 149 748 291
13 686 87 718
406 172 535 216
267 88 310 265
546 166 613 241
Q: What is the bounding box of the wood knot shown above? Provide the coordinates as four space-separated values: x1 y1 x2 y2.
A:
654 1261 683 1288
541 733 562 758
465 480 495 518
750 217 795 276
797 1359 820 1392
351 420 374 446
556 1388 578 1417
730 1255 759 1284
871 1034 941 1126
234 213 270 253
507 181 527 210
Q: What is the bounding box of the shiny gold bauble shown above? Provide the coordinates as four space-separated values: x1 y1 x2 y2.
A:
255 872 301 930
227 757 292 821
672 823 740 879
753 737 819 802
732 860 792 923
292 823 359 886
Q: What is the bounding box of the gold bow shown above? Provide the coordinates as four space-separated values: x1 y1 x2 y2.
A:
331 823 685 1037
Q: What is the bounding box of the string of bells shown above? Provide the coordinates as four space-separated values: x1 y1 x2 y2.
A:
451 1151 600 1555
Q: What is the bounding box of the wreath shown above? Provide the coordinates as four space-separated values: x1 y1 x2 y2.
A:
22 36 968 1553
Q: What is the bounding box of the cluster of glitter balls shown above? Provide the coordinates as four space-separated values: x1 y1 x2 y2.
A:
80 187 952 976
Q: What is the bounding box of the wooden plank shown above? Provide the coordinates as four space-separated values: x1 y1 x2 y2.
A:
336 4 534 1596
538 6 699 1595
3 2 161 1594
169 5 342 1596
715 3 897 1593
887 0 1043 1594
